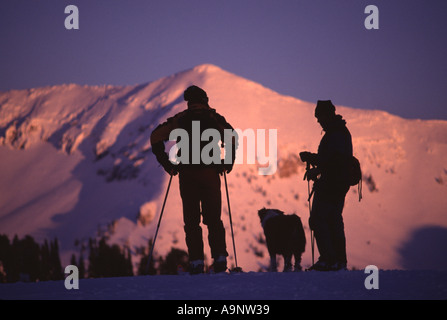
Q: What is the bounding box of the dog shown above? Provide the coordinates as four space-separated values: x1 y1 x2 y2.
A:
258 208 306 272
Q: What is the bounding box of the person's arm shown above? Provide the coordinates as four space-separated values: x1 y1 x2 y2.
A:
214 111 238 172
150 115 180 174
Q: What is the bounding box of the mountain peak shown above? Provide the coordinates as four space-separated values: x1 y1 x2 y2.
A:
191 63 224 74
180 63 240 84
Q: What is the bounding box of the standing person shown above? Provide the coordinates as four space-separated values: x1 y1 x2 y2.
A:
150 85 237 274
300 100 352 271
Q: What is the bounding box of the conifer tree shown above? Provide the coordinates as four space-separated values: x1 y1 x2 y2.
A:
137 239 157 275
159 248 188 275
0 234 11 282
78 253 86 279
40 239 51 281
49 238 63 280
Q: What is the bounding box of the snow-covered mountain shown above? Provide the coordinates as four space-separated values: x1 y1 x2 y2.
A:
1 64 447 272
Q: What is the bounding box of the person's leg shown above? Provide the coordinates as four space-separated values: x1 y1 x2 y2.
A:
200 168 227 260
179 170 204 263
329 198 347 267
310 193 336 265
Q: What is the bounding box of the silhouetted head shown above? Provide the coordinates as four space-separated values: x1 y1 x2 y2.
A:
315 100 336 130
258 208 284 224
184 85 209 107
258 208 268 223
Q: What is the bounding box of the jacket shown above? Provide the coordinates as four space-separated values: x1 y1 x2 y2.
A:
314 115 353 200
150 103 237 170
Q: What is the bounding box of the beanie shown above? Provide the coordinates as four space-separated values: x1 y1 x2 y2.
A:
183 85 209 104
315 100 336 118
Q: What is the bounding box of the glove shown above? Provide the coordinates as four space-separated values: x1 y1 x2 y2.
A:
217 163 233 175
299 151 317 165
161 160 179 176
303 167 320 181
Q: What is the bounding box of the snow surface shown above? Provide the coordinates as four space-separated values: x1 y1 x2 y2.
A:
1 270 446 300
1 64 447 276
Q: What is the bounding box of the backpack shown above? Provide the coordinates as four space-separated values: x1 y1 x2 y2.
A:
349 156 363 201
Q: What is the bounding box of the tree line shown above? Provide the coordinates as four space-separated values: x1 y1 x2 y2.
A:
0 234 189 283
0 234 63 283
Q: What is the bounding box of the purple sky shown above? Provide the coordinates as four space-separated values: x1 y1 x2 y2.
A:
1 0 446 120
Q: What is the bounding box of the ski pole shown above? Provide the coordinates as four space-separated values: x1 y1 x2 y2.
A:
304 162 315 266
308 178 315 266
224 171 240 272
146 174 173 273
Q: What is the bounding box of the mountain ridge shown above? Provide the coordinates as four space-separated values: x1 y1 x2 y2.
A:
1 64 446 272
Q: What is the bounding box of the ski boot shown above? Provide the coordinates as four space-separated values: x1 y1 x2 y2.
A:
188 260 204 275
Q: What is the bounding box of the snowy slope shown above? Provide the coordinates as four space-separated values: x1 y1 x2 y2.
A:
1 64 447 273
1 270 447 300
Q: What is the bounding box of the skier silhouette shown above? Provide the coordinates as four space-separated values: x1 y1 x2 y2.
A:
150 85 237 274
300 100 353 271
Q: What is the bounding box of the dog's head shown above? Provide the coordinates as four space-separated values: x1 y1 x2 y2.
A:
258 208 269 223
258 208 284 224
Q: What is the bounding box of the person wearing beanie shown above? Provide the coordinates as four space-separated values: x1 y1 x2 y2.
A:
150 85 238 274
183 85 209 106
300 100 353 271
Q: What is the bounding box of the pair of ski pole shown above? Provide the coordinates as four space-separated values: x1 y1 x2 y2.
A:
146 171 240 273
304 162 316 267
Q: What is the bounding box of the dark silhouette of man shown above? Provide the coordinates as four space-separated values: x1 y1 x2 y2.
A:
150 85 237 274
300 100 352 271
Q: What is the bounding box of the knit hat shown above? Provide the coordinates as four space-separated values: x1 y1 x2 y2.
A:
315 100 336 118
183 85 209 104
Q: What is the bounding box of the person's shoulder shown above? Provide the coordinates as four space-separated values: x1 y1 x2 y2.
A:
209 108 229 122
173 108 190 118
164 109 190 123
